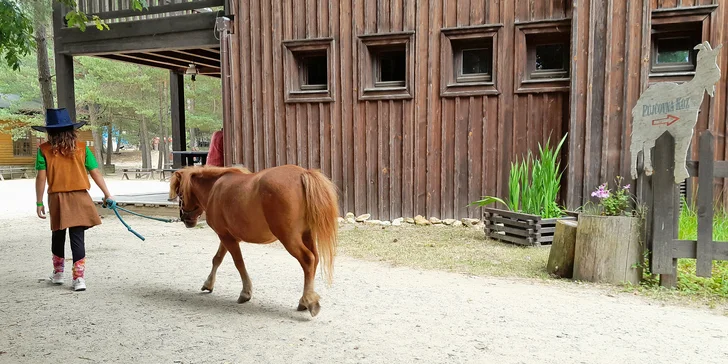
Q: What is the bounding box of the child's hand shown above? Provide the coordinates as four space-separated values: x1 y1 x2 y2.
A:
37 205 46 219
103 195 116 208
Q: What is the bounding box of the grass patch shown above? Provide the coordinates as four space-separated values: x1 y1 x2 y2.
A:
624 203 728 308
337 224 550 279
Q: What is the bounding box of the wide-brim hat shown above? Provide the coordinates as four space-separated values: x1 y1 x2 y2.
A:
31 108 86 132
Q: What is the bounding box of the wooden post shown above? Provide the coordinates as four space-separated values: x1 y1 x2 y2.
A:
52 2 75 117
696 131 714 277
636 151 653 272
547 220 579 278
170 71 186 168
217 16 233 167
652 132 679 287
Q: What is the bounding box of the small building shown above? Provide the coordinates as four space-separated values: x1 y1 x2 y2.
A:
0 95 94 168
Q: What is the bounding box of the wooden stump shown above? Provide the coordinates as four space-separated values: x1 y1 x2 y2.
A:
573 215 643 285
547 220 579 278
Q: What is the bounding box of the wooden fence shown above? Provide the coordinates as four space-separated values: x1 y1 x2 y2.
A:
75 0 223 24
639 131 728 287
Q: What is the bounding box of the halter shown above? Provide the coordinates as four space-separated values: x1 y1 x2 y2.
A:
177 193 203 221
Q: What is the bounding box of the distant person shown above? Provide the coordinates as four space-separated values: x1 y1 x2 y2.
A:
33 108 115 292
207 129 224 167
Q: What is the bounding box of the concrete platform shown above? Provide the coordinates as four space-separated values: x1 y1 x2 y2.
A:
92 192 180 218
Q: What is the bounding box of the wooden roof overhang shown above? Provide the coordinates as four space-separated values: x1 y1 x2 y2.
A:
53 0 225 78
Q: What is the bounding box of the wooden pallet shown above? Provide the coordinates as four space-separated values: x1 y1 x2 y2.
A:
483 207 576 247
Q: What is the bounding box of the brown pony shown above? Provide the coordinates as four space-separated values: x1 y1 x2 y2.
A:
169 165 339 317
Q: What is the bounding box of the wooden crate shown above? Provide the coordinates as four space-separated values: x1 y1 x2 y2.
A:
483 207 577 247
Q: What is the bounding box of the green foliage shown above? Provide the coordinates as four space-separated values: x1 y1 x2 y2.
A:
471 134 568 219
0 0 35 70
0 0 146 70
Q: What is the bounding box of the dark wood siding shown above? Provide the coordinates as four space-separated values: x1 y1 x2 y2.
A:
228 0 728 219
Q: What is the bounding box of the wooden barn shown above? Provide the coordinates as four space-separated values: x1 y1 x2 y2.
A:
51 0 728 220
219 0 728 220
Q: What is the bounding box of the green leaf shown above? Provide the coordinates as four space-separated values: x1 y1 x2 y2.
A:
470 196 509 209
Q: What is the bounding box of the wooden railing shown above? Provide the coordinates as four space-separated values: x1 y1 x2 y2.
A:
74 0 225 24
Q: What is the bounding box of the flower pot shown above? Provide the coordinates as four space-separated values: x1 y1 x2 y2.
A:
573 215 643 285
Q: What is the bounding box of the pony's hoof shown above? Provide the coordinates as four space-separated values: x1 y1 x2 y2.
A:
237 292 251 303
201 286 213 293
297 303 307 311
308 302 321 317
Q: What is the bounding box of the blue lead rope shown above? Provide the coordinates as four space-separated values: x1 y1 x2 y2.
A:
103 200 177 241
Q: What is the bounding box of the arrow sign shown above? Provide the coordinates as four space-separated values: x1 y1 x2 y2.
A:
651 114 679 126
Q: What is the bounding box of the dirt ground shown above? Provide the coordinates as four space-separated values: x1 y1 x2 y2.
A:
1 179 728 363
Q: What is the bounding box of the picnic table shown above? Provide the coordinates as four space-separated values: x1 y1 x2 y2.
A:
171 151 209 167
0 167 32 181
121 168 156 180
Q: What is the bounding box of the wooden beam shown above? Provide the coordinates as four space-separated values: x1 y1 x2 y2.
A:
57 12 217 47
58 30 219 56
172 49 221 63
88 0 224 21
170 72 186 168
112 52 190 69
145 51 220 69
100 54 186 73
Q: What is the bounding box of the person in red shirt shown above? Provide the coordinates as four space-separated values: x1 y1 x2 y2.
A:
207 129 224 167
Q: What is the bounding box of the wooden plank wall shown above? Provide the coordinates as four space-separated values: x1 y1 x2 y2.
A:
230 0 573 220
569 0 726 208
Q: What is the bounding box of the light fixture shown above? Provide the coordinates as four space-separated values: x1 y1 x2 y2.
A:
185 63 198 81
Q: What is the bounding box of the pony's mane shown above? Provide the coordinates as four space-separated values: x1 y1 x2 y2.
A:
169 165 251 201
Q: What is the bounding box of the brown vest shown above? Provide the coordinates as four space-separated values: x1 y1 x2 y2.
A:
40 141 91 193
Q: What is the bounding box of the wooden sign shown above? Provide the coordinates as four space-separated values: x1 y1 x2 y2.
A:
629 41 722 184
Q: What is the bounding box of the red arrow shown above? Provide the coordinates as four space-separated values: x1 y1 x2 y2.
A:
651 114 679 126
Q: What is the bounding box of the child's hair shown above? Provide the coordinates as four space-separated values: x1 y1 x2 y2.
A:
48 128 78 156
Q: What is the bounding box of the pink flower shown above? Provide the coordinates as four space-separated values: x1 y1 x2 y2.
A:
591 184 610 199
623 184 630 190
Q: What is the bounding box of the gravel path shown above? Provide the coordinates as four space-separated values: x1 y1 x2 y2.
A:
1 180 727 363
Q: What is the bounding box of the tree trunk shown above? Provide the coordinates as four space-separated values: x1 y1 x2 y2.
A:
139 116 150 169
34 22 54 110
547 220 579 278
89 105 103 168
573 215 644 285
189 128 197 149
158 79 169 169
115 130 122 153
105 124 113 166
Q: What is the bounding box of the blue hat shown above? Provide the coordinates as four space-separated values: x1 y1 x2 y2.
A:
31 108 86 132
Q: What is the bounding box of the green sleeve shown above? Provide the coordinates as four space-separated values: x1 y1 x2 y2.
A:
85 146 99 171
35 148 46 170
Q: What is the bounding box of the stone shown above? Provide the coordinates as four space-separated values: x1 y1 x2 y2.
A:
405 217 415 224
346 217 357 224
392 219 402 226
337 217 346 224
356 214 371 222
345 212 356 219
429 217 442 224
453 221 463 227
462 218 480 225
414 215 431 226
365 219 382 225
380 221 391 226
443 219 457 225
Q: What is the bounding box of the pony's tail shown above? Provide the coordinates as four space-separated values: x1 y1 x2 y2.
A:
301 169 339 286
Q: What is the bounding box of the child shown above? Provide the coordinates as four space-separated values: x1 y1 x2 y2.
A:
33 108 114 291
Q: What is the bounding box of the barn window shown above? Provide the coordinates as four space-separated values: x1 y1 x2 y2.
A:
13 131 33 157
515 20 571 93
650 23 702 75
440 25 501 97
358 32 414 100
526 34 570 80
282 38 335 103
